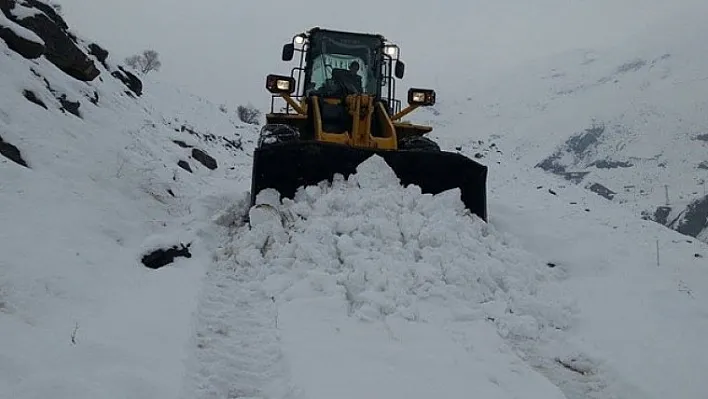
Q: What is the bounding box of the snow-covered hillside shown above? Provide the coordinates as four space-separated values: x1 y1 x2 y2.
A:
2 2 708 399
422 5 708 242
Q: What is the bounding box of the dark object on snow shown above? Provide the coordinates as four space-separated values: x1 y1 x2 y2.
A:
0 23 44 59
177 160 192 173
141 243 192 269
22 89 47 109
0 134 28 167
587 182 616 200
88 90 99 105
87 42 109 67
1 0 100 81
58 94 81 117
172 140 192 148
111 66 143 96
669 195 708 238
192 148 217 170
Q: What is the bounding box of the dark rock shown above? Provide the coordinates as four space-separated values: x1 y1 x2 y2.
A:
88 90 98 105
567 125 604 155
22 89 47 109
57 94 81 118
698 161 708 170
2 0 99 81
590 159 633 169
563 171 590 184
177 160 192 173
653 206 672 225
222 136 242 151
167 189 175 197
111 66 142 96
22 0 67 30
616 59 647 74
694 133 708 142
0 23 44 59
141 243 192 270
181 124 198 135
0 134 28 167
548 189 557 196
192 148 217 170
537 125 605 177
172 140 192 148
669 195 708 238
586 182 616 200
536 153 566 174
87 42 108 67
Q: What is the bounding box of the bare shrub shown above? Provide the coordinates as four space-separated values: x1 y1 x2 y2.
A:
237 104 261 125
125 49 162 74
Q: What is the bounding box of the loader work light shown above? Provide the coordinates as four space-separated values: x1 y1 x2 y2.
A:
266 74 296 94
384 44 399 58
407 88 436 106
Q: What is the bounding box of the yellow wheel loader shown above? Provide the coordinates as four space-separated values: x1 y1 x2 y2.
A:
250 27 488 221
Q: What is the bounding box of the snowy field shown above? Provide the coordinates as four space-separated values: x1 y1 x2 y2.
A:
3 2 708 399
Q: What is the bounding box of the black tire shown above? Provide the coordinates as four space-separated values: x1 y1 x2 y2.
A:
258 124 300 148
399 136 441 152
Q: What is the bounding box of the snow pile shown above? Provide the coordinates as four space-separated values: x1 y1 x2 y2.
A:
248 156 572 333
179 155 573 399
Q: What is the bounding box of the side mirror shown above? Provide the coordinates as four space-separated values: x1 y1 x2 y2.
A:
394 60 405 79
282 43 294 61
407 88 436 106
266 74 296 94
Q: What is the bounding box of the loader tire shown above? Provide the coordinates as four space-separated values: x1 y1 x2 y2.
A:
399 136 441 152
258 124 300 148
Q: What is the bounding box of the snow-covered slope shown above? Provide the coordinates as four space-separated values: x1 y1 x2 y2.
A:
2 2 708 399
422 4 708 242
1 2 259 396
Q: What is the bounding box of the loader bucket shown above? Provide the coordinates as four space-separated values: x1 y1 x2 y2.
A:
249 141 488 221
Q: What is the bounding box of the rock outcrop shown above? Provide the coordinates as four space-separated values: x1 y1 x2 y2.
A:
0 0 99 80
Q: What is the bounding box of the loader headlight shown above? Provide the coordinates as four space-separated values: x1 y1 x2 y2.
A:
407 88 436 106
294 34 306 44
384 44 399 58
266 74 296 94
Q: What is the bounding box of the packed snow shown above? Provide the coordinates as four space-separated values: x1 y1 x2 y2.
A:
3 2 708 399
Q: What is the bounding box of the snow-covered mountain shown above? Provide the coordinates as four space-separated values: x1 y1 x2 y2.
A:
420 5 708 242
2 2 708 399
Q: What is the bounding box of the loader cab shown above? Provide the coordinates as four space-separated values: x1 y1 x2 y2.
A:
277 27 406 115
303 29 382 97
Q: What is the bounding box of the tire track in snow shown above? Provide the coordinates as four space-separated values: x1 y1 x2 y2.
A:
178 224 302 399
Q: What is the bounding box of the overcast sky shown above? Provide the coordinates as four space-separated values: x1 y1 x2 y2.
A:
56 0 703 109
